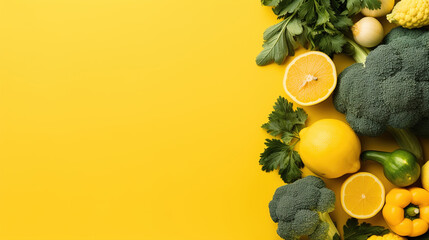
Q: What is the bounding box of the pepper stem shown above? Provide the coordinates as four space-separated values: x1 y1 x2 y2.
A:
404 204 420 220
405 205 420 218
360 151 390 165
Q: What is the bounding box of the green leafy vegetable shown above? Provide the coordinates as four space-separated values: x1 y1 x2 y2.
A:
259 97 307 183
343 218 389 240
333 233 341 240
256 0 381 66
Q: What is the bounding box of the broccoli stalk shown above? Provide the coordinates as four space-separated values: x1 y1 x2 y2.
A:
318 212 340 240
346 37 370 65
339 33 425 163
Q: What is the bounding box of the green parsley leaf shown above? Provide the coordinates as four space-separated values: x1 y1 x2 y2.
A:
347 0 381 15
274 0 304 16
279 149 303 183
260 97 307 183
346 0 363 15
315 4 330 26
343 218 389 240
256 20 289 66
362 0 382 10
287 18 303 35
332 15 354 30
317 33 348 55
261 96 307 141
259 139 303 183
256 16 301 66
298 1 316 23
261 0 281 7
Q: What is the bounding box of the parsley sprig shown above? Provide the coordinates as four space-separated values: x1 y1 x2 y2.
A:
343 218 389 240
259 97 307 183
256 0 381 66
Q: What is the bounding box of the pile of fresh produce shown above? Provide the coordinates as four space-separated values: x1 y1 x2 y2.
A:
256 0 429 239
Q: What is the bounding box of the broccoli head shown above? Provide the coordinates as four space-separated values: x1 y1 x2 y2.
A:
268 176 339 240
334 27 429 136
333 27 429 161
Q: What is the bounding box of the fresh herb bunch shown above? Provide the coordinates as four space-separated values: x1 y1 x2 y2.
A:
343 218 389 240
259 97 307 183
256 0 381 66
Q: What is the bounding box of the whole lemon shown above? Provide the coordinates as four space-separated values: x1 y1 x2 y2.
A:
299 119 361 179
423 161 429 191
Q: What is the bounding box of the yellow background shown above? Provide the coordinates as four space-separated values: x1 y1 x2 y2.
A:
0 1 427 240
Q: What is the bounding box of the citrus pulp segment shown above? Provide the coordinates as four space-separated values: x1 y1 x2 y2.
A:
283 51 337 106
341 172 385 219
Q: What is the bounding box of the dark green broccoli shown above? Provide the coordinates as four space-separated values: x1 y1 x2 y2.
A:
333 27 429 162
269 176 339 240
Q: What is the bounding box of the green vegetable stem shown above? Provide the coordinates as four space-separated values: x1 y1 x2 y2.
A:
361 149 421 187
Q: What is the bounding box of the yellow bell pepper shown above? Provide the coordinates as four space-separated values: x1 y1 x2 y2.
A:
383 188 429 237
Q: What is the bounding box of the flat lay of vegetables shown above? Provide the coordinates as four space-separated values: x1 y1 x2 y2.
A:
257 0 429 239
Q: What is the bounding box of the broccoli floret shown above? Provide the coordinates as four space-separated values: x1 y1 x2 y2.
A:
383 27 426 44
269 176 339 240
333 27 429 161
291 210 319 236
317 188 336 212
309 222 330 240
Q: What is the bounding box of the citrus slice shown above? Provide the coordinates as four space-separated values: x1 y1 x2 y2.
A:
283 51 337 106
341 172 385 219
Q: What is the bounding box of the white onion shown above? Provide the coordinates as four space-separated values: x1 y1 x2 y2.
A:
352 17 384 48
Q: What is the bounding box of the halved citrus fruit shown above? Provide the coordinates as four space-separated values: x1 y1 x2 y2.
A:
341 172 385 219
283 51 337 106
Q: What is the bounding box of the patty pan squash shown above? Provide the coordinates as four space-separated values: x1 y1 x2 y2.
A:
299 119 361 178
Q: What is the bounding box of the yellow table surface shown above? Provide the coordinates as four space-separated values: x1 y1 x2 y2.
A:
0 1 427 240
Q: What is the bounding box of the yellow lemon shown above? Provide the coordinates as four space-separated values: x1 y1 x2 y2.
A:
299 119 361 179
341 172 385 219
423 161 429 191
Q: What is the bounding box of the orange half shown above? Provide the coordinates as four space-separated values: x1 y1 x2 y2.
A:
341 172 385 219
283 51 337 106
